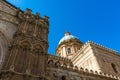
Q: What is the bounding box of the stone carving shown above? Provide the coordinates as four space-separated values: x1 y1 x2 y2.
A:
0 1 120 80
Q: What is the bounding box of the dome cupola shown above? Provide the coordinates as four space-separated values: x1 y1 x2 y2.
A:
56 32 83 59
58 31 78 45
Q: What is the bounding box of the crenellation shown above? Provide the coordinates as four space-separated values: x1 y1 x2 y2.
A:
0 1 120 80
47 64 119 80
88 41 119 55
48 59 115 79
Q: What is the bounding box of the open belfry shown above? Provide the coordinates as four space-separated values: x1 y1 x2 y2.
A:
0 0 120 80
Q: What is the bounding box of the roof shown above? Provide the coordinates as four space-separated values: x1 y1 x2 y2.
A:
58 32 79 45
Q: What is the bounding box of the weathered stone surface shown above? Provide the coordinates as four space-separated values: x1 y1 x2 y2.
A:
0 0 17 15
72 42 120 77
0 1 119 80
0 19 17 42
0 1 18 69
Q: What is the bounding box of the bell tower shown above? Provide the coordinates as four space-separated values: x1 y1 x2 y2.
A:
2 8 49 76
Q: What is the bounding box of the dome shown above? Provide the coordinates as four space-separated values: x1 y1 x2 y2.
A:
58 32 79 45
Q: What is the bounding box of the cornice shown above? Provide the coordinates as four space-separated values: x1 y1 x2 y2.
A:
47 65 119 80
72 40 120 62
48 54 71 63
1 68 119 80
71 41 91 61
1 0 23 12
56 39 83 51
88 41 120 57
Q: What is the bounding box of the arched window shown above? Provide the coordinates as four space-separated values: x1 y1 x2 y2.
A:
48 60 54 65
55 61 60 67
111 63 118 73
61 76 66 80
67 48 71 54
15 42 30 73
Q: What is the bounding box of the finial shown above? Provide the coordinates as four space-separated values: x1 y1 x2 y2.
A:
43 16 49 23
24 8 32 15
35 12 40 19
64 31 70 36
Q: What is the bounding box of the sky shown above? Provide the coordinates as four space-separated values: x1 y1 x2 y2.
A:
7 0 120 55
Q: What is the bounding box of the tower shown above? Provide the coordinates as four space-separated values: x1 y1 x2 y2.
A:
56 32 83 59
1 9 49 79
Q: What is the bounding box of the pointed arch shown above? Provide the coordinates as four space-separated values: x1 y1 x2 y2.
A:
61 76 66 80
55 61 61 67
48 60 54 65
14 40 32 73
111 63 118 73
31 44 45 75
19 39 32 48
32 44 44 55
0 31 10 69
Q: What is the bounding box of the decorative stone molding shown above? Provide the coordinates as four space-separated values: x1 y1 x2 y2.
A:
47 55 119 80
72 40 120 61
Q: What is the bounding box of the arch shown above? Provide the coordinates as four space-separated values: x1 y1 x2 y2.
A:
0 45 3 65
0 31 10 69
11 75 24 80
48 60 54 65
31 44 44 75
111 63 118 73
67 48 71 54
63 63 67 67
33 44 44 55
19 39 32 48
55 61 60 67
14 40 32 73
61 76 66 80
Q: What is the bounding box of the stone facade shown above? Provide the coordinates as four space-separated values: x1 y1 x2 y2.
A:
0 0 18 69
0 0 120 80
71 41 120 77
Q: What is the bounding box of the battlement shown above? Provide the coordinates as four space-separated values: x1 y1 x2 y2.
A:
73 40 120 59
17 8 49 27
88 41 119 53
47 61 120 80
48 54 73 67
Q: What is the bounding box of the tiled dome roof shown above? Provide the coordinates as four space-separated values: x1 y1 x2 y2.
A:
58 32 79 45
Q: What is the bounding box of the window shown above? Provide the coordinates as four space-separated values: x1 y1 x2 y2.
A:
57 53 61 56
61 76 66 80
111 63 118 73
67 48 71 54
48 60 53 65
55 61 60 67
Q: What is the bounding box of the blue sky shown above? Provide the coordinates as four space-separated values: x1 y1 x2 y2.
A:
7 0 120 55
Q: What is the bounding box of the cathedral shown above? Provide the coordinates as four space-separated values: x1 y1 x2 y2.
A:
0 0 120 80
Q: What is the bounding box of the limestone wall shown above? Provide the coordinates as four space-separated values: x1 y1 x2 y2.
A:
91 43 120 77
46 66 119 80
72 43 101 72
0 0 17 15
72 41 120 77
0 62 119 80
0 0 19 69
0 0 19 42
